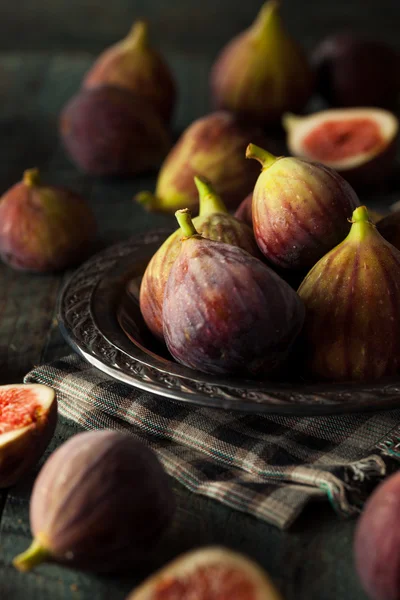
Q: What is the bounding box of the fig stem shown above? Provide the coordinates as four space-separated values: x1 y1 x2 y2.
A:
135 191 157 211
252 0 282 39
348 206 374 242
175 208 199 238
246 144 277 169
126 20 148 48
194 176 227 217
282 112 300 132
13 538 50 572
23 168 40 188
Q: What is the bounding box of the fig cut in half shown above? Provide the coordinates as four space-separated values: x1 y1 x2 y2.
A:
284 108 398 186
0 384 57 488
128 546 283 600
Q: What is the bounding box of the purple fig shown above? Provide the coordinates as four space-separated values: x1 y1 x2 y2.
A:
234 193 253 227
246 143 360 270
83 21 176 124
210 1 313 126
283 108 399 187
377 210 400 250
136 111 266 213
140 176 260 341
0 168 96 272
163 209 305 377
13 430 175 573
312 32 400 110
60 85 171 177
298 206 400 382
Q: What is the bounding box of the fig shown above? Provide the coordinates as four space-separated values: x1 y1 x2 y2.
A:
136 111 266 213
298 205 400 382
283 108 399 187
234 193 253 228
0 384 56 488
13 430 175 573
60 85 171 177
210 0 313 126
377 211 400 250
163 209 305 377
312 32 400 110
140 176 260 341
128 546 283 599
83 21 176 124
0 168 96 272
246 143 360 270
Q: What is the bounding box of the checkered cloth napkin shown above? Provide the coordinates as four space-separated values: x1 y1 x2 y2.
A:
25 354 400 529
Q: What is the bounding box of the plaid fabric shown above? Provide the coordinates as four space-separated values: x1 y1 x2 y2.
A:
25 354 400 530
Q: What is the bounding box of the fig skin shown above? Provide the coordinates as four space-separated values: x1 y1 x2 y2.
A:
60 85 171 177
83 21 176 124
0 384 57 489
354 472 400 600
0 169 96 273
136 111 266 213
312 32 400 110
13 430 175 573
246 143 361 270
140 177 260 341
234 193 253 228
210 1 313 126
283 108 399 188
377 211 400 250
163 209 305 378
128 546 283 599
298 206 400 382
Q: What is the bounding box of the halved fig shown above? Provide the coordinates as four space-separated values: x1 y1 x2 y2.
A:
0 384 57 488
127 547 282 599
283 108 398 187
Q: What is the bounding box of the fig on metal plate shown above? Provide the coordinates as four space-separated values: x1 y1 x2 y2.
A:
246 143 360 270
298 206 400 382
284 108 398 187
0 384 57 488
210 0 313 126
163 209 305 378
128 546 283 599
140 176 260 341
83 20 176 124
13 430 175 573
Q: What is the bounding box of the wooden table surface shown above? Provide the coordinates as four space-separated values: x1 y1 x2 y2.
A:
0 2 399 596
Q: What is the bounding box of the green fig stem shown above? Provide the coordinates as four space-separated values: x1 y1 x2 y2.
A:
252 0 282 40
135 191 158 211
23 168 40 188
194 176 227 217
13 538 50 572
175 208 200 239
347 206 375 242
282 112 301 132
125 20 148 48
246 144 277 169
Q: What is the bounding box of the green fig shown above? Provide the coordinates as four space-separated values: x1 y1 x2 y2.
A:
298 206 400 382
246 143 360 270
136 111 266 213
140 176 260 341
210 0 313 126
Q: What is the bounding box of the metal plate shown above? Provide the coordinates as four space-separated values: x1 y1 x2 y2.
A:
58 229 400 415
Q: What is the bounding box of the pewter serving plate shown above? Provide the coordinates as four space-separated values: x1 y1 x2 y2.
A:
58 228 400 415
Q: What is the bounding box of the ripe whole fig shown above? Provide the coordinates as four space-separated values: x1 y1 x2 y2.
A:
0 169 96 272
13 430 175 573
247 143 360 270
312 32 400 109
0 384 57 488
234 193 253 228
60 85 171 177
140 176 260 341
298 206 400 382
83 21 176 124
128 546 283 599
377 211 400 251
163 209 305 378
210 0 313 126
136 111 266 213
284 108 399 187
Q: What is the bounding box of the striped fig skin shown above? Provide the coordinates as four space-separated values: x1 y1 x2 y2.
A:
163 237 305 377
140 213 260 341
252 157 360 270
29 430 175 572
298 212 400 382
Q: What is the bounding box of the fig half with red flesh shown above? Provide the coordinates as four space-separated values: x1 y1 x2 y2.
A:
284 108 398 187
128 547 283 600
0 384 57 488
